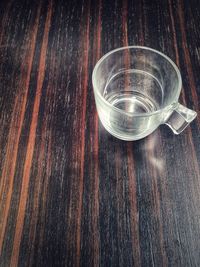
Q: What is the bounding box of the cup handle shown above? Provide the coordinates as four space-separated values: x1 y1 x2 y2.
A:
164 103 197 134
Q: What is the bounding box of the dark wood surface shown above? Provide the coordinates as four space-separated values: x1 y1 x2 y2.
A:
0 0 200 266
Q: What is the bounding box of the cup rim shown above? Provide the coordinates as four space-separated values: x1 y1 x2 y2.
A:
92 46 182 117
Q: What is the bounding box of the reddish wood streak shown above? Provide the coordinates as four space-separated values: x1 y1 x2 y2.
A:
139 0 144 45
76 2 90 265
145 134 168 266
27 50 55 266
122 0 141 264
127 145 141 266
10 3 52 266
122 0 128 47
168 0 180 66
168 0 187 105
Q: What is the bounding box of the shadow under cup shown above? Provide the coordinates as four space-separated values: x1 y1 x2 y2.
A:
92 46 197 141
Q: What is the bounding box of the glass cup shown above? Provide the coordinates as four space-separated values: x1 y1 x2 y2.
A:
92 46 197 141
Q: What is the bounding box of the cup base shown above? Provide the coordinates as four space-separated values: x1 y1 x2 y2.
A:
100 119 157 141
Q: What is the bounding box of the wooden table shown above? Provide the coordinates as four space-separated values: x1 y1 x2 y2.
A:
0 0 200 266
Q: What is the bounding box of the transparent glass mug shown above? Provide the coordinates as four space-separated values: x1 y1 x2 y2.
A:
92 46 197 141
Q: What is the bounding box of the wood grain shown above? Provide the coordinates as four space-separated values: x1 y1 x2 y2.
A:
0 0 200 266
